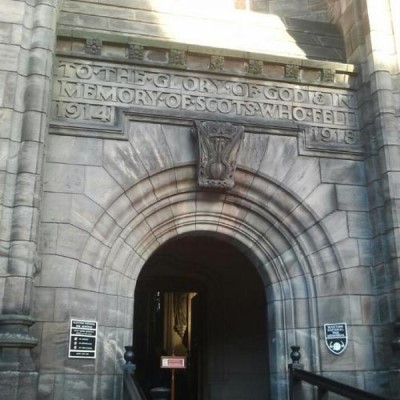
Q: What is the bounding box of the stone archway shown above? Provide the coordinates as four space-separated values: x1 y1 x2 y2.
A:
133 234 269 399
77 164 343 398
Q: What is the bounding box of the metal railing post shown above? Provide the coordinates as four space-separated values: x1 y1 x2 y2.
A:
123 345 136 375
289 345 304 400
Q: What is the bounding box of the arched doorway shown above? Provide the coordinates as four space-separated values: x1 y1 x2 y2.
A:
77 165 340 399
133 235 269 400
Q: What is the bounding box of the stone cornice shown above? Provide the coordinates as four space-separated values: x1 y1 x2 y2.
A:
56 29 357 89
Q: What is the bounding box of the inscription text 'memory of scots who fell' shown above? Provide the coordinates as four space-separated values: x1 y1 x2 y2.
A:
52 59 361 149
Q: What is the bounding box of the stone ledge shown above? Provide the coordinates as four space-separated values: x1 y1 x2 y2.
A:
56 29 357 89
0 314 38 349
0 334 38 348
0 314 36 327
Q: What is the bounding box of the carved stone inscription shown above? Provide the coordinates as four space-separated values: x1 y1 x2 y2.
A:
52 58 361 154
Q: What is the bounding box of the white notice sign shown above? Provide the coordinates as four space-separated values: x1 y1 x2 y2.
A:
68 319 97 359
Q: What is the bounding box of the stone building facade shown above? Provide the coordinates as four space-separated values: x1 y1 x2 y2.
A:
0 0 400 399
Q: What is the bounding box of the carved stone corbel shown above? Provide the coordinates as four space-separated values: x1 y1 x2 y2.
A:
194 120 244 190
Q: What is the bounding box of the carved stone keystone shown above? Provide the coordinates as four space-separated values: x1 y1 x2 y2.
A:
194 120 244 190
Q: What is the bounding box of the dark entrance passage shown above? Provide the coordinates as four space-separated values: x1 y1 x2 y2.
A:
133 236 269 400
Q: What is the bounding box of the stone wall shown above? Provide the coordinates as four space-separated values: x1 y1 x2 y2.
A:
58 0 344 61
33 30 373 397
0 1 399 399
0 1 61 400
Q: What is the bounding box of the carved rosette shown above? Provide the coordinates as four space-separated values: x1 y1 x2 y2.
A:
169 49 186 67
128 44 144 61
85 39 102 56
194 121 244 190
285 64 300 80
249 59 263 75
210 55 224 71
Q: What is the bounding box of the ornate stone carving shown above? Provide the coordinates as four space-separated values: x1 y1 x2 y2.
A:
210 55 224 71
249 59 263 75
128 44 144 61
285 64 300 80
194 120 244 189
169 49 186 67
322 68 336 83
85 39 102 55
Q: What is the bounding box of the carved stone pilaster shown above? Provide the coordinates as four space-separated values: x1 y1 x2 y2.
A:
249 59 263 75
210 55 224 71
169 49 186 67
194 120 244 190
85 39 102 55
128 44 144 61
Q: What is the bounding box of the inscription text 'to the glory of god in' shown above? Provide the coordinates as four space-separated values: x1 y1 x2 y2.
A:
52 59 360 149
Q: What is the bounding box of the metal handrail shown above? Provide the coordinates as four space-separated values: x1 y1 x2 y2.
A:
288 346 391 400
289 364 390 400
123 370 147 400
122 345 148 400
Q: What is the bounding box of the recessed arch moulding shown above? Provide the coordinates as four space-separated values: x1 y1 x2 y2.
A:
37 119 368 398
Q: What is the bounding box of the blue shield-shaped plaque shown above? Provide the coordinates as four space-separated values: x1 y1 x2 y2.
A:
324 323 348 355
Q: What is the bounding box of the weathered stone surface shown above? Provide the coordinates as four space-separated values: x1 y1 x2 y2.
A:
103 141 147 190
162 125 195 164
149 169 177 200
40 255 78 288
304 183 337 219
348 211 372 238
321 158 366 185
74 262 101 291
80 236 110 270
91 212 122 247
99 268 125 296
238 133 269 172
282 157 321 199
105 239 133 273
106 194 137 229
41 192 72 223
38 373 55 400
56 224 89 259
39 223 58 254
125 178 157 213
335 238 360 269
258 136 298 182
84 166 123 208
70 194 103 233
38 322 70 373
128 122 174 172
9 207 35 242
322 211 349 243
43 163 85 193
0 44 20 72
47 136 103 166
336 184 369 211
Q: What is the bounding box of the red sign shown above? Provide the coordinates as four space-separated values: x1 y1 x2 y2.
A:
160 356 186 369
